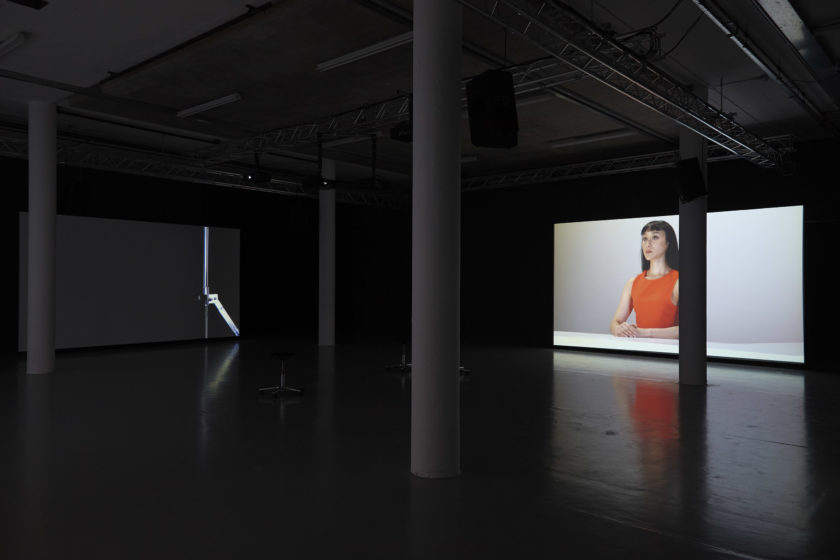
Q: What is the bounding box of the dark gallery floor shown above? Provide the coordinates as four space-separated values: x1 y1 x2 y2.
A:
1 338 837 559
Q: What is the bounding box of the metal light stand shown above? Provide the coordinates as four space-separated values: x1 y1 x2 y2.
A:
203 227 240 337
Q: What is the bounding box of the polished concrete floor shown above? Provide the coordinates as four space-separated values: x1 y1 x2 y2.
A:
1 338 838 559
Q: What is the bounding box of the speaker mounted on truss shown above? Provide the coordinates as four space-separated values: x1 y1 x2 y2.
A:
675 157 707 203
466 69 519 149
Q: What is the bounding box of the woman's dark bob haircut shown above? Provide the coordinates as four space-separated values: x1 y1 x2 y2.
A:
640 220 679 271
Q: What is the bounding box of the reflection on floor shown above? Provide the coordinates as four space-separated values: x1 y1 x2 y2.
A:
1 339 838 559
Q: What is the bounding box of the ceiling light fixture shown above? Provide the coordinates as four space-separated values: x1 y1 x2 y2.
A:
550 129 636 149
0 32 26 59
316 31 413 72
322 132 382 148
177 92 242 118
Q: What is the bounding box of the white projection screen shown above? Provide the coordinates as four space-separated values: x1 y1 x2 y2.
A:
553 206 804 363
19 214 240 350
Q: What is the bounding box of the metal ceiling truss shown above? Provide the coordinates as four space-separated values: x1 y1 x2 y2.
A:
456 0 786 168
197 54 674 171
2 131 794 199
462 134 795 191
352 0 675 144
195 96 411 165
500 57 676 144
0 134 403 208
463 151 681 191
201 0 677 169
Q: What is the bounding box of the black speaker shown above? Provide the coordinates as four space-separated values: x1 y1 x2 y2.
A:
466 69 518 148
676 157 707 203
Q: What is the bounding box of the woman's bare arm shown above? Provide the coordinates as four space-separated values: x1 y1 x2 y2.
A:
636 325 679 339
610 277 638 337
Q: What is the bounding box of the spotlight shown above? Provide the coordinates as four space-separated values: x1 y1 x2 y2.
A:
244 170 271 184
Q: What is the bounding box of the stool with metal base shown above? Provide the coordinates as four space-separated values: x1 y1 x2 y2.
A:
385 342 471 378
385 342 411 373
258 352 304 397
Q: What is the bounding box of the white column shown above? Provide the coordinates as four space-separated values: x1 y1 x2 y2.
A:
318 158 336 346
411 0 462 478
26 101 57 375
678 123 708 386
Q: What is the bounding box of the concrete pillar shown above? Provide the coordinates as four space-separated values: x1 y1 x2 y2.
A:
411 0 462 478
678 121 708 386
26 101 57 375
318 159 336 346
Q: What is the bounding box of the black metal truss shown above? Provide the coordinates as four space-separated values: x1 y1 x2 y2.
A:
463 151 680 191
197 53 675 169
462 135 795 191
351 0 675 145
1 132 794 200
485 57 675 144
0 134 403 208
195 96 412 165
457 0 785 168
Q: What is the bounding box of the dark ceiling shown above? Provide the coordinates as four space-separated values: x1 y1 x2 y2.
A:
1 0 838 204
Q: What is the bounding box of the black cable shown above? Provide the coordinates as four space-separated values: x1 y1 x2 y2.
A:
619 0 683 40
660 15 703 58
617 0 682 58
649 0 684 29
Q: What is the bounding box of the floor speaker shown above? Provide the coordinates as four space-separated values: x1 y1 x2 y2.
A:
466 69 518 148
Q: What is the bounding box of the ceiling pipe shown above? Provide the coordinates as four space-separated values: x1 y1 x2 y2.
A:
692 0 839 135
752 0 838 83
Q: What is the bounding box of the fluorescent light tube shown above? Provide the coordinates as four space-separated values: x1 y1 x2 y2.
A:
0 32 26 59
317 31 413 72
550 130 635 149
177 93 242 118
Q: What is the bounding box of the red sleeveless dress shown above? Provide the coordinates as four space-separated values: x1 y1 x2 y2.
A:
631 269 679 328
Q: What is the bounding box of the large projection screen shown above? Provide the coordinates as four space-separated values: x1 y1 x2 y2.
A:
553 206 803 363
19 214 240 350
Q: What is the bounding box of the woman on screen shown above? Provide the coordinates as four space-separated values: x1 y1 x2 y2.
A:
610 220 679 339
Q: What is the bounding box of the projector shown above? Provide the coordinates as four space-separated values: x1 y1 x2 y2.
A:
390 121 412 142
